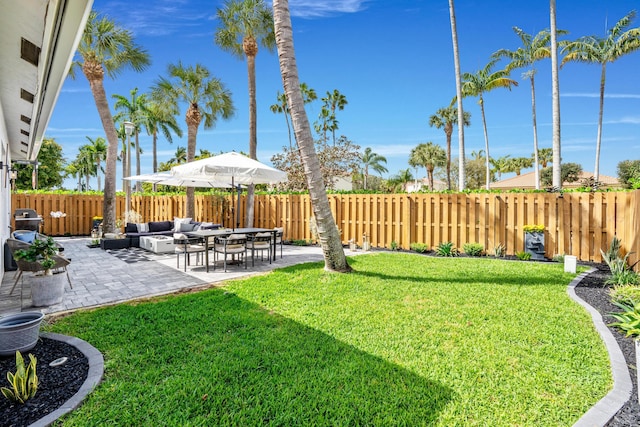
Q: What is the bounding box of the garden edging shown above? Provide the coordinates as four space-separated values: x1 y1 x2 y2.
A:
568 268 632 427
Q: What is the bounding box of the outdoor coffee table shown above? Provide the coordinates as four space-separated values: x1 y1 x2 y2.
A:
140 235 175 254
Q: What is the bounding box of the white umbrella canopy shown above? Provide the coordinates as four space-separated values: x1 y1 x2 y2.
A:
170 152 287 185
125 173 232 188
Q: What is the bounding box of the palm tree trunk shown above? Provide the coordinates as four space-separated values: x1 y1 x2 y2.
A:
273 0 350 273
186 123 197 219
449 0 466 190
595 63 606 185
96 159 102 191
530 76 540 190
445 127 452 190
479 96 490 190
550 0 562 190
246 54 257 227
152 131 158 173
85 69 119 234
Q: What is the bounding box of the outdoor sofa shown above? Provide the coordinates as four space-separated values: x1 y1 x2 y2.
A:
124 219 221 248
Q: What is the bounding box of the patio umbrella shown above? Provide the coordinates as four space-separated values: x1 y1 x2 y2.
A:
125 173 240 228
170 152 287 228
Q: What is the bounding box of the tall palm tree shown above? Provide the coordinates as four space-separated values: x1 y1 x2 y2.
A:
273 0 350 272
361 147 388 190
409 142 446 190
143 99 183 174
537 147 553 168
76 144 97 191
387 168 414 192
448 0 466 191
270 83 317 150
562 10 640 184
461 59 518 190
550 0 562 190
84 136 108 191
153 62 234 219
506 156 534 176
493 27 566 190
322 89 348 145
70 11 150 233
168 147 187 165
428 106 470 190
215 0 275 227
113 88 149 192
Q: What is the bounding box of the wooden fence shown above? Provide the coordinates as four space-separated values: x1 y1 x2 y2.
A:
11 191 640 264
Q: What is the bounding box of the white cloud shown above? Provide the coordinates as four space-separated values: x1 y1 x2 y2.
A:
286 0 369 18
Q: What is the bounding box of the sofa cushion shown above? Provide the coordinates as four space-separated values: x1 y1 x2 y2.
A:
124 223 138 233
173 217 192 232
148 220 173 233
14 230 37 243
136 223 149 233
179 222 197 232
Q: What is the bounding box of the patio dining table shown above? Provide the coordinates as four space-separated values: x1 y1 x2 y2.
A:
185 227 278 272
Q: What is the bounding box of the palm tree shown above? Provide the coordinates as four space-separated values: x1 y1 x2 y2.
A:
272 0 350 272
153 62 234 219
493 27 565 190
448 0 466 191
168 147 187 165
461 59 518 190
70 11 150 233
506 156 534 176
537 147 553 168
215 0 275 226
409 142 446 190
387 168 414 192
361 147 388 190
428 106 470 190
143 98 182 174
113 88 149 192
270 83 317 150
84 136 108 191
322 89 348 145
562 10 640 184
550 0 562 190
76 145 97 191
489 155 511 181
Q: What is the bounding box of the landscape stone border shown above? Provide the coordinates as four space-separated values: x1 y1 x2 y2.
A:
29 332 104 427
568 268 632 427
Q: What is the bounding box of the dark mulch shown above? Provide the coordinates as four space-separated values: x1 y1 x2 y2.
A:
0 337 88 427
0 265 637 426
574 266 640 427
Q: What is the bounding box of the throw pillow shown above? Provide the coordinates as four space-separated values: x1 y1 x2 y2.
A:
197 221 213 230
124 223 138 233
173 217 192 232
136 223 149 233
14 231 37 243
179 222 196 232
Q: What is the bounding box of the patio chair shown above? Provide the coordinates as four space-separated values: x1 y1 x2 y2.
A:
213 234 247 272
246 232 272 267
173 234 206 272
6 238 72 295
274 227 283 259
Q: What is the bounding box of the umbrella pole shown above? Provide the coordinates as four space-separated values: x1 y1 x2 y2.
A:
236 184 242 230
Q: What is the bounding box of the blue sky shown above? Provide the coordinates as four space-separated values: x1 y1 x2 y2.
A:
47 0 640 190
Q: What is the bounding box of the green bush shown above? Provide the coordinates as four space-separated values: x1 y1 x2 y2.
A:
463 243 484 257
610 300 640 338
516 251 532 261
610 285 640 305
435 241 458 257
493 243 506 258
390 241 399 251
607 269 640 286
409 243 428 253
292 239 311 246
552 254 565 263
1 352 38 404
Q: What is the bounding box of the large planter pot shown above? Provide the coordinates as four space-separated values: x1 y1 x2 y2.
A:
29 272 66 307
0 312 45 357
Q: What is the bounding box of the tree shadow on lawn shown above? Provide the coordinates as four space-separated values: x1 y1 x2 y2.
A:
54 288 453 425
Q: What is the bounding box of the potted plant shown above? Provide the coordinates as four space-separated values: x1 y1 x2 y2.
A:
13 237 68 307
523 224 545 261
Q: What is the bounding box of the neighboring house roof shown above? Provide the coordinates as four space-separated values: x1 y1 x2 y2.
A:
491 170 620 190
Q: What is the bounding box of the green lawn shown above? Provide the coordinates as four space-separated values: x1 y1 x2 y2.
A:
47 253 611 426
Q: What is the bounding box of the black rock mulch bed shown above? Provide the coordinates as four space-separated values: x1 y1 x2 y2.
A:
574 266 640 427
0 266 638 426
0 337 88 427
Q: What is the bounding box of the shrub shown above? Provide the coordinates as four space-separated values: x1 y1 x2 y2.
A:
463 243 484 257
516 251 532 261
552 254 565 263
610 285 640 305
493 243 506 258
409 243 428 253
292 239 310 246
435 241 458 257
607 269 640 286
390 241 399 251
610 300 640 338
1 352 38 404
